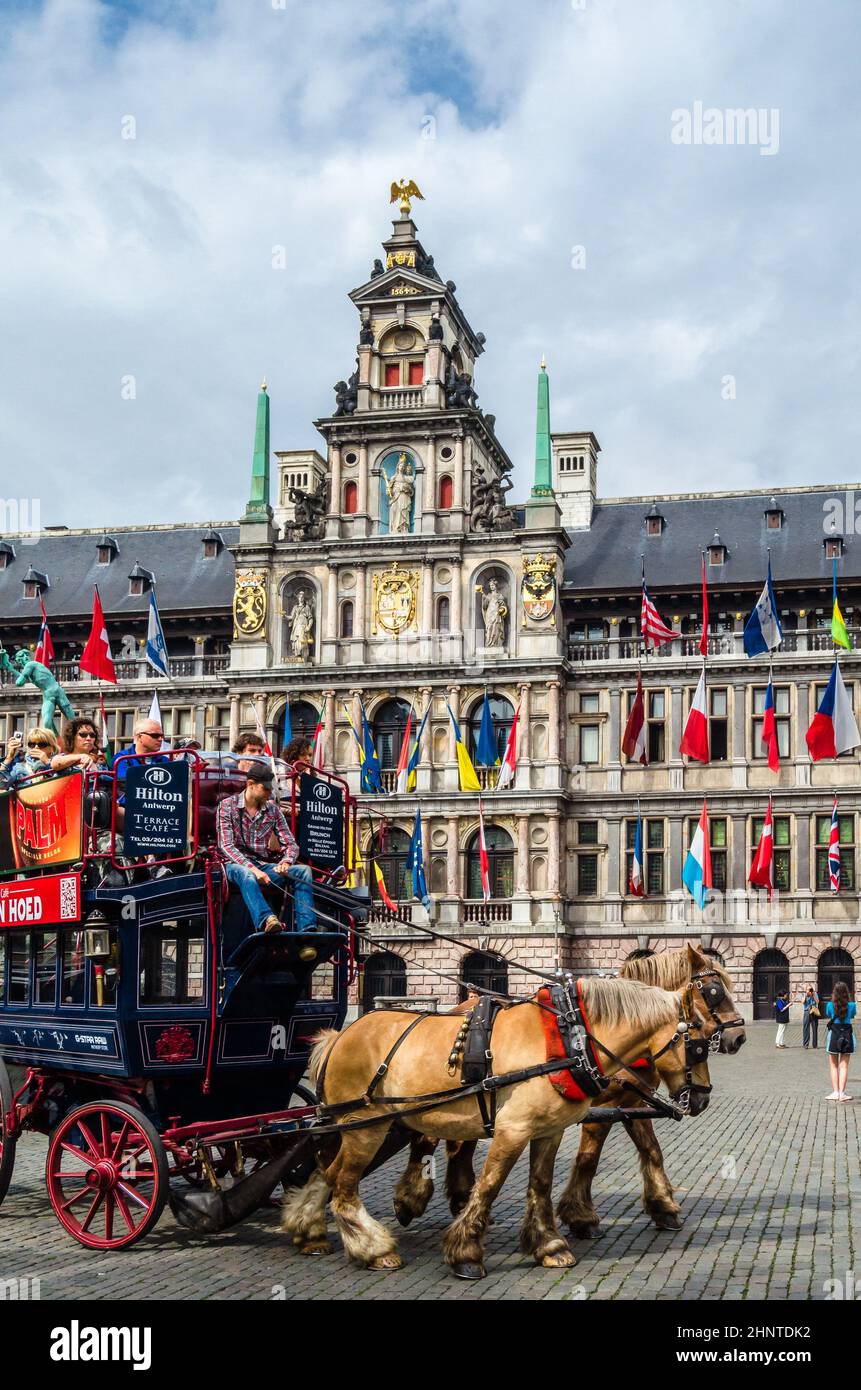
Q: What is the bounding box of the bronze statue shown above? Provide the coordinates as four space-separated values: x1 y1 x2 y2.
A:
286 478 329 542
0 646 76 731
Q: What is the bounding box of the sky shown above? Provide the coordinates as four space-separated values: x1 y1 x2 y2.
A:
0 0 859 530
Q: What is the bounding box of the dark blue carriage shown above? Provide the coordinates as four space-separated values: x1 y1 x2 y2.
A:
0 753 368 1248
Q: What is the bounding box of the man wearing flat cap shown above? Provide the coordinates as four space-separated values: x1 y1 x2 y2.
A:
216 761 317 947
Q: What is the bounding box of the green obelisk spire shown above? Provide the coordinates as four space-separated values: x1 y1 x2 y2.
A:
532 356 552 497
245 379 271 520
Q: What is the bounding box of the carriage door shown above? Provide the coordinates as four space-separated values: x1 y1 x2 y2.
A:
362 951 406 1012
460 951 509 1002
818 947 855 1004
753 948 789 1020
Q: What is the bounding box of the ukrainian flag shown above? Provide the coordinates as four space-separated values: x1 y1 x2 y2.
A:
446 702 481 792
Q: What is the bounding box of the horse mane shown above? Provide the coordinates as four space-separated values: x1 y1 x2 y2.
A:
579 976 679 1031
621 945 732 994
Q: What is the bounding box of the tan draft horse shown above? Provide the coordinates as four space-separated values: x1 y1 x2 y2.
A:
282 977 695 1279
390 944 744 1234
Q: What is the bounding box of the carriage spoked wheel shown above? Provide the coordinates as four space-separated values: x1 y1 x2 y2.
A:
0 1059 17 1206
45 1100 169 1250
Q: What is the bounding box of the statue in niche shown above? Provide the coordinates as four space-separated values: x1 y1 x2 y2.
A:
476 578 508 649
286 589 315 662
286 478 329 542
385 453 415 534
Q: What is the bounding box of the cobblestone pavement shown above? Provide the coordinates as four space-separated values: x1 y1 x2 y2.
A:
0 1020 856 1301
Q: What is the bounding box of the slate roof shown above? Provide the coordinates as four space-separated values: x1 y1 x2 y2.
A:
563 485 861 595
0 524 239 622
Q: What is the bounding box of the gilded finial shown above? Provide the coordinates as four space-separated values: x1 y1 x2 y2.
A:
260 378 268 392
390 178 425 216
540 355 547 371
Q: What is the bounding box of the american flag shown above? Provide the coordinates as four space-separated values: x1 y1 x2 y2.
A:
641 581 680 649
829 797 841 893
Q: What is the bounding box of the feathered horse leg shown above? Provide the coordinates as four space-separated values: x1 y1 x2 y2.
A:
519 1134 575 1267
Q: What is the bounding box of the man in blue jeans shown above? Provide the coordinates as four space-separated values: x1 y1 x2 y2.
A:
216 762 317 959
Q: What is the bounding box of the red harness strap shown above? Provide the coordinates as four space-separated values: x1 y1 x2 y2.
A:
536 983 605 1102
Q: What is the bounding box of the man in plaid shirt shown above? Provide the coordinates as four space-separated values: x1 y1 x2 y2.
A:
217 762 317 945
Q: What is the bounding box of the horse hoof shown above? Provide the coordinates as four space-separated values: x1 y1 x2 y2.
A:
367 1253 403 1271
540 1250 577 1268
652 1211 683 1231
452 1261 486 1281
300 1240 332 1257
393 1199 415 1228
569 1221 601 1240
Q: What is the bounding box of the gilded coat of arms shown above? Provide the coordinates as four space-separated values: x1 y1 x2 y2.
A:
521 553 557 626
372 561 418 636
233 571 267 637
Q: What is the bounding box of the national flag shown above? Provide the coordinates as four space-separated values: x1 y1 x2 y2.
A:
98 692 113 769
312 701 326 770
345 815 363 890
447 702 481 792
699 551 709 657
806 661 861 761
496 702 520 790
641 580 680 649
406 808 430 909
475 691 500 767
761 676 780 772
372 859 397 912
832 557 851 651
35 596 55 668
148 690 171 750
282 702 293 747
630 808 645 897
405 701 431 793
477 798 491 903
394 704 414 794
683 799 712 910
622 671 647 765
829 797 841 893
145 587 169 677
80 586 117 684
743 559 783 657
359 700 384 791
748 800 775 900
680 667 710 762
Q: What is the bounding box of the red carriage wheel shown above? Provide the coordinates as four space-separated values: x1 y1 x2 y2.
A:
45 1100 168 1250
0 1059 17 1205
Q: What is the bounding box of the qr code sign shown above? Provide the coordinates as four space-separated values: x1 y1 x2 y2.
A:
59 876 78 920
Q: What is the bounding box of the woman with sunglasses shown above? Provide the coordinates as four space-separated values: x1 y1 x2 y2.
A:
51 716 103 773
0 726 59 785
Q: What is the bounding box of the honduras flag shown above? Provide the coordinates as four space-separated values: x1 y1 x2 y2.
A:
743 560 783 658
475 691 500 767
145 587 170 677
406 808 430 909
683 799 713 909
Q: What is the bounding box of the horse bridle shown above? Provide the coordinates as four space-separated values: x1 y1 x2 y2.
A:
648 968 745 1111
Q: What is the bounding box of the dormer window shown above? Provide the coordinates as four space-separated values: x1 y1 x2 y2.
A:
97 535 119 565
202 528 223 559
128 562 154 597
0 540 14 570
22 566 48 599
825 536 845 560
645 504 665 537
708 532 728 566
764 497 784 530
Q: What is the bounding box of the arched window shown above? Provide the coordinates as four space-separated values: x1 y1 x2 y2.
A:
467 693 514 765
753 948 789 1021
340 601 354 638
343 481 358 514
466 825 514 900
362 951 406 1011
436 595 450 631
379 450 417 535
281 699 319 755
818 947 855 1003
370 827 411 903
373 698 411 769
438 475 453 510
460 951 508 1001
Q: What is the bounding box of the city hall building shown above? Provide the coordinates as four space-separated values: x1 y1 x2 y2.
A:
1 198 859 1017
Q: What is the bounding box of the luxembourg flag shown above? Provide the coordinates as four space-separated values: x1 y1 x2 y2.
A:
679 667 710 762
394 704 414 793
496 701 520 790
630 807 645 897
806 660 861 761
761 676 780 772
748 799 775 899
683 799 712 910
743 558 783 657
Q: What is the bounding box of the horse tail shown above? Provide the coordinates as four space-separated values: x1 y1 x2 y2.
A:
308 1028 340 1090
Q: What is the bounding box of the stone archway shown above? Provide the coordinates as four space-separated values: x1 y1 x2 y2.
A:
753 948 789 1021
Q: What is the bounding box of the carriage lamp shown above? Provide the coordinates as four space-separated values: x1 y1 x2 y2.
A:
84 909 111 959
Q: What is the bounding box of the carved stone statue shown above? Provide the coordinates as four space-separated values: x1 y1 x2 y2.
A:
286 590 315 662
476 580 508 649
470 465 518 533
286 478 329 542
428 314 444 341
385 453 415 534
444 362 478 409
333 363 359 416
359 320 375 345
0 646 76 732
370 258 384 279
415 249 442 282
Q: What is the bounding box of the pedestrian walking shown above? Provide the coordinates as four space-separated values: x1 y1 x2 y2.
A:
802 985 821 1049
825 981 856 1100
774 990 790 1047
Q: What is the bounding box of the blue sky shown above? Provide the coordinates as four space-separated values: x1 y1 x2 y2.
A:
1 0 859 529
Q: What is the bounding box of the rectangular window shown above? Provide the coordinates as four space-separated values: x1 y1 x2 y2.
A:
815 814 856 891
686 817 728 892
815 681 855 755
752 685 790 759
34 931 58 1006
408 361 423 385
579 724 599 764
709 688 729 761
8 932 30 1005
61 931 87 1006
139 918 206 1006
648 690 665 763
579 692 600 714
752 815 791 891
577 820 599 844
625 819 665 895
577 854 598 895
384 363 400 388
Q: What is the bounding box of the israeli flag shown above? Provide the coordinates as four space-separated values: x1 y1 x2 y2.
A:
146 588 170 677
743 559 783 658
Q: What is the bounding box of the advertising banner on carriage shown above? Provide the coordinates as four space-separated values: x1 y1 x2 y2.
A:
0 871 81 926
0 771 84 875
122 759 191 857
297 772 345 870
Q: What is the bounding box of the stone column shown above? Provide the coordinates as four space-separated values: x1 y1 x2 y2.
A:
354 564 367 640
357 442 369 530
229 695 241 748
669 816 684 896
324 689 336 768
446 815 460 897
731 815 747 892
548 813 561 897
254 694 267 744
326 443 342 538
516 681 531 790
349 689 363 768
447 685 460 763
517 815 530 893
546 679 562 790
453 433 464 512
421 561 434 636
606 818 621 900
608 687 621 765
422 435 436 535
324 566 338 641
795 681 811 787
796 811 811 897
450 559 463 634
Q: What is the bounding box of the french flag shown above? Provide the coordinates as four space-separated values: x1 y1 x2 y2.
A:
743 558 783 658
683 799 712 910
806 661 861 761
680 667 710 762
630 810 646 897
761 677 780 772
749 799 775 900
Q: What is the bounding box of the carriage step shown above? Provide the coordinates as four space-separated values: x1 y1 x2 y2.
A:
226 931 346 969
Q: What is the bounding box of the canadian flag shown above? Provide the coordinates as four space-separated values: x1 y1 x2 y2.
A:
79 587 116 684
749 800 775 900
680 667 710 763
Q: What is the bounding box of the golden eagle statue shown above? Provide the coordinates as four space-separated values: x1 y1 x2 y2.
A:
390 179 424 215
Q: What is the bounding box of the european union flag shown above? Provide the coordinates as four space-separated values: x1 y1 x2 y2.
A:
360 699 384 793
475 691 500 767
406 808 430 908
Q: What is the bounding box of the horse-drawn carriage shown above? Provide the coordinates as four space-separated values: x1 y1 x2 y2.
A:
0 750 368 1249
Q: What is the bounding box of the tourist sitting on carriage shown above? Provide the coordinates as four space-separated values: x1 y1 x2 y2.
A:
282 734 314 770
228 729 268 773
0 726 59 785
50 715 105 773
114 717 169 786
216 760 318 946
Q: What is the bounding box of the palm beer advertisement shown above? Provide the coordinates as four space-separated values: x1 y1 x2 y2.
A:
0 769 84 874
